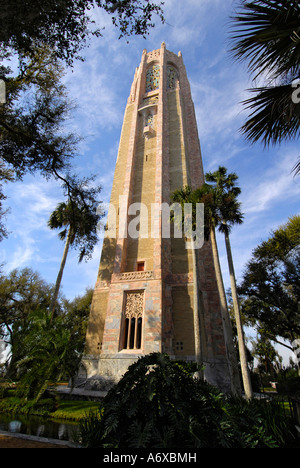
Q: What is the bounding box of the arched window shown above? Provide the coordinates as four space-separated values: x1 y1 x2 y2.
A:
146 64 160 92
122 291 144 350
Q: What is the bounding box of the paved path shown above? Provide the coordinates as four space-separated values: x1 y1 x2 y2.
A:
55 385 107 400
0 430 78 448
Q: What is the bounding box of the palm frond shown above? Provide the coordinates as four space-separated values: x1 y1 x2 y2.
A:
58 228 68 240
241 83 300 144
230 0 300 80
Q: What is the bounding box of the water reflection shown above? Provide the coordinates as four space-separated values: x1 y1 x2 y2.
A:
8 420 21 432
0 413 79 442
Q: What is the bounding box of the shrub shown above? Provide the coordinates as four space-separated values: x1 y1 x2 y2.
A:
277 369 300 396
79 353 296 448
224 396 297 448
0 396 56 416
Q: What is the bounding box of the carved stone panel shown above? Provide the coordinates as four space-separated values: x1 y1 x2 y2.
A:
125 291 144 319
113 271 154 282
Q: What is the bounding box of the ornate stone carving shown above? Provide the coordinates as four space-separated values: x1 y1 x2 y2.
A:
125 291 144 319
113 271 154 282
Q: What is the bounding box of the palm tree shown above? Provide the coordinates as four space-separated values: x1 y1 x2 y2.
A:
194 183 241 395
229 0 300 174
48 198 101 320
171 186 203 374
16 308 83 402
171 185 241 392
205 166 253 399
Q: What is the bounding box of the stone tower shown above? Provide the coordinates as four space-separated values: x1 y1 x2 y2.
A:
80 43 238 394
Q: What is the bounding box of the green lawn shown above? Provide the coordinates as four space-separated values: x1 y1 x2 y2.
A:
50 400 101 421
0 392 102 423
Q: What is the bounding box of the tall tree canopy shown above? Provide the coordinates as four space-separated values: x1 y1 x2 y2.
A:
239 216 300 372
171 168 248 397
0 47 101 240
0 268 56 377
0 267 92 385
0 0 165 66
0 1 165 238
0 48 78 181
0 159 14 241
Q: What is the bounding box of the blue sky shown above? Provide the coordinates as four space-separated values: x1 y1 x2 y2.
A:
1 0 299 363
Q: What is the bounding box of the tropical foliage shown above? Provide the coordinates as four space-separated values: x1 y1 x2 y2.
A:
48 192 103 318
229 0 300 173
239 215 300 374
0 268 55 378
0 267 92 398
79 353 297 448
15 310 80 401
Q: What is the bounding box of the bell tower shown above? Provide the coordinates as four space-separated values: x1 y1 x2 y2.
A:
81 43 239 394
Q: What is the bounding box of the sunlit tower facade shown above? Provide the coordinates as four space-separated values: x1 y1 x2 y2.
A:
80 43 238 393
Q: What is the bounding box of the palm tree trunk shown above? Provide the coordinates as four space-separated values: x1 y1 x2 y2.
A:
49 226 72 322
210 226 241 395
224 230 253 400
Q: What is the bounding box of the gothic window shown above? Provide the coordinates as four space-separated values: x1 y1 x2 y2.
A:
146 64 160 92
122 291 144 350
167 66 178 89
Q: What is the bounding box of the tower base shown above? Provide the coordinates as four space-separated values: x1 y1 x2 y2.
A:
76 353 233 395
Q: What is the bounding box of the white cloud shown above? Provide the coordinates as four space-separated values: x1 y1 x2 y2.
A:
157 0 222 47
1 172 107 297
63 56 123 140
2 177 63 271
192 70 248 140
5 243 35 271
215 149 300 292
242 151 300 214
